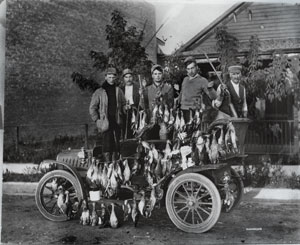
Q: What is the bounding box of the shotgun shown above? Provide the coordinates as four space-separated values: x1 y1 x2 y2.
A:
202 52 238 118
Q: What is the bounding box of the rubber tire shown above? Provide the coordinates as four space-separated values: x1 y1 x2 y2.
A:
35 170 84 222
166 173 222 233
227 167 244 212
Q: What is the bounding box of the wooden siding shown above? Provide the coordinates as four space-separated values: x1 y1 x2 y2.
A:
183 3 300 56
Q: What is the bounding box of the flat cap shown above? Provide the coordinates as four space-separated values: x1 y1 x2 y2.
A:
228 65 242 73
184 56 196 64
151 64 163 74
105 67 117 75
122 68 133 77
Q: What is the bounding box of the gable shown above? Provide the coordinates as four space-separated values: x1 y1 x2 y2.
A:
180 3 300 58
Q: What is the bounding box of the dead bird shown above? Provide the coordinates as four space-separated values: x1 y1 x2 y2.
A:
90 202 99 226
131 196 139 227
168 108 175 125
98 203 108 228
138 190 146 217
174 109 181 131
216 126 226 157
151 104 159 124
57 186 69 215
163 104 170 123
51 178 58 193
227 122 238 153
109 203 118 229
123 159 131 185
122 199 132 222
209 130 219 164
179 110 185 131
80 199 90 226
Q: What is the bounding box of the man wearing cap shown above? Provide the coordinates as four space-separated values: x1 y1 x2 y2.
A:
143 64 174 112
120 68 140 139
179 56 217 122
212 65 248 118
142 64 174 139
89 67 126 161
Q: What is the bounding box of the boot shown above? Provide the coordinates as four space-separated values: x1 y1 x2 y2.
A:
103 152 111 162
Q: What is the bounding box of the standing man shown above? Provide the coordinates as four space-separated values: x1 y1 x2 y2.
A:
120 68 140 139
179 56 217 122
212 65 248 118
143 64 174 113
89 67 126 161
142 64 174 139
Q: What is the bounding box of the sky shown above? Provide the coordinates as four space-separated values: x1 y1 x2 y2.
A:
147 0 300 55
151 1 233 54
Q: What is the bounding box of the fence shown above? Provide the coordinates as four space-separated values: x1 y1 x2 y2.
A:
4 119 299 156
4 123 98 152
244 120 298 155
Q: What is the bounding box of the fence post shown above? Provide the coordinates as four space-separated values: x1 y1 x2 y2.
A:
15 126 19 152
84 124 88 149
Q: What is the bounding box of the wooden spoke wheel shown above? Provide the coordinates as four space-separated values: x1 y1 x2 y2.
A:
35 170 84 222
166 173 221 233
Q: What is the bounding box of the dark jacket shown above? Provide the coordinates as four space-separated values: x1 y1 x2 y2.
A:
219 81 246 117
89 86 126 125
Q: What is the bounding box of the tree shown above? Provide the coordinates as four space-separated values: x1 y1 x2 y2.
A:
71 10 153 93
215 27 300 118
214 26 239 77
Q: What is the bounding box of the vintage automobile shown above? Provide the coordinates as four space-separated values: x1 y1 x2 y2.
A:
35 118 249 233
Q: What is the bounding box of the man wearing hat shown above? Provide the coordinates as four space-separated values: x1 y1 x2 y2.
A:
142 64 174 139
179 56 217 122
120 68 140 139
213 65 248 118
89 67 126 161
143 64 174 112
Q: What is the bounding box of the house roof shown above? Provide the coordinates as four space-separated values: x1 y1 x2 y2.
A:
176 2 247 55
176 2 300 60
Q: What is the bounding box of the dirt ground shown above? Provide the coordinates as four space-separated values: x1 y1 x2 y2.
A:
1 193 300 245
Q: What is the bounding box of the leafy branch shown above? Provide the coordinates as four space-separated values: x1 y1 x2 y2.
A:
71 10 152 93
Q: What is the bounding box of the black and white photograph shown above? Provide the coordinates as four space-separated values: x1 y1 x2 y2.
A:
1 0 300 244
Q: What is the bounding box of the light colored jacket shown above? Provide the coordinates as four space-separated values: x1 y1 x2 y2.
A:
89 87 126 125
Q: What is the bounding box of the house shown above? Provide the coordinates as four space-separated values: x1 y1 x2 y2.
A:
176 2 300 158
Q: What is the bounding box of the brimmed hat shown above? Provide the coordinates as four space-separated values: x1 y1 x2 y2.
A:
151 64 163 74
184 56 196 65
105 67 117 75
122 68 133 77
228 65 242 73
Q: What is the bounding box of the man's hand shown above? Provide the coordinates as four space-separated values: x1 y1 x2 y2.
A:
138 88 144 96
125 104 131 110
214 99 222 108
243 111 248 118
220 83 228 90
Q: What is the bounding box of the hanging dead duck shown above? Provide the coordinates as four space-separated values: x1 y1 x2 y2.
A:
209 130 219 164
122 199 132 222
80 199 90 226
91 202 99 226
131 196 139 227
57 186 69 215
138 190 146 217
109 203 118 229
123 159 131 185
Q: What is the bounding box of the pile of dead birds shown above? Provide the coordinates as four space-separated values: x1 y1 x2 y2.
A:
80 115 239 228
